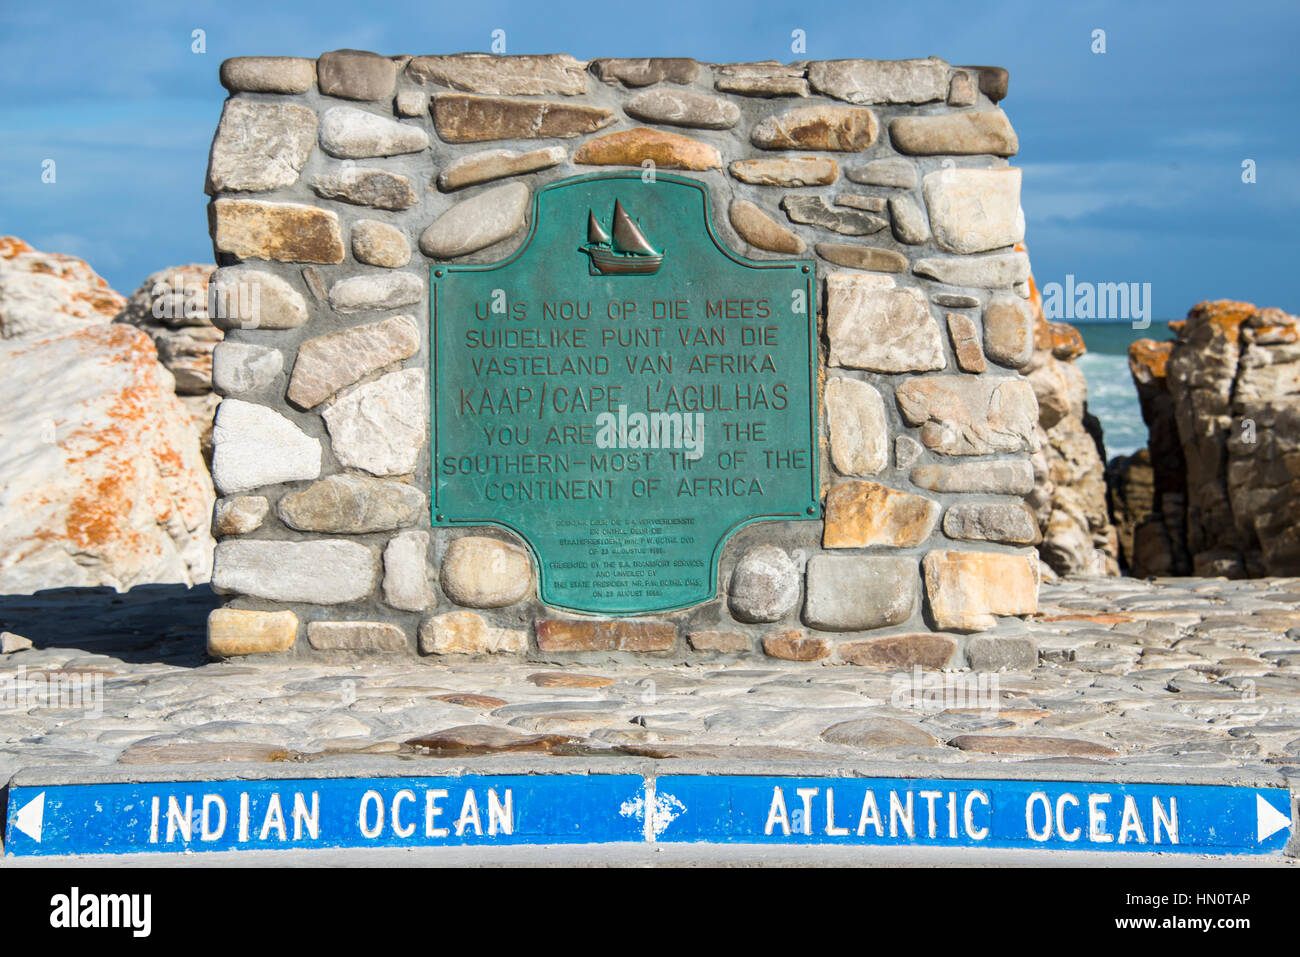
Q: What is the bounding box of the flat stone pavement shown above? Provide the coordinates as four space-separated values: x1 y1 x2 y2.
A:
2 576 1300 785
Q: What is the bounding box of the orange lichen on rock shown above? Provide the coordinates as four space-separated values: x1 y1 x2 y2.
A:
1127 338 1172 384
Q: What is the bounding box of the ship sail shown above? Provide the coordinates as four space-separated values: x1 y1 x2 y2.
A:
610 200 658 256
587 210 611 246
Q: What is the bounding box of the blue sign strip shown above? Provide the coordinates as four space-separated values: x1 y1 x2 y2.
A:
652 776 1294 855
3 774 645 856
4 773 1292 857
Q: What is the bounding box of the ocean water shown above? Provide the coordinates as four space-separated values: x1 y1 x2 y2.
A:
1070 321 1178 460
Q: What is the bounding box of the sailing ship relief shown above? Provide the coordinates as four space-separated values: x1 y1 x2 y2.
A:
581 199 664 275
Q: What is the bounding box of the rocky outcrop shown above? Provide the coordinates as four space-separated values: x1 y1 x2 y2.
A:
0 239 216 593
1022 269 1119 577
1120 300 1300 577
0 237 126 339
114 265 223 460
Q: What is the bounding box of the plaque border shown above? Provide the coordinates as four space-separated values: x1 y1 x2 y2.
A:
429 171 820 617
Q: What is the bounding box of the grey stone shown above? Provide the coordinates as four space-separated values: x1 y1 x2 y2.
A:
943 503 1040 544
932 293 981 308
910 460 1036 494
310 167 419 210
394 90 427 117
288 314 420 408
895 376 1039 455
888 195 930 245
913 251 1031 288
780 195 887 235
895 435 923 469
982 293 1035 368
826 273 945 372
591 58 700 87
728 157 838 187
277 474 424 532
807 58 950 105
419 182 531 259
350 220 410 268
728 545 800 623
714 62 809 97
208 266 308 331
307 621 408 652
822 717 938 748
889 109 1019 156
212 539 377 604
846 159 917 189
211 341 284 396
207 100 316 193
319 107 429 159
317 50 397 101
440 536 533 608
219 57 315 94
815 243 907 273
835 194 887 213
327 271 422 313
624 88 740 129
923 168 1023 254
825 376 888 476
407 53 587 95
323 369 426 476
417 612 528 655
967 635 1038 671
383 530 434 611
437 146 565 191
210 399 321 495
804 555 916 631
212 495 269 536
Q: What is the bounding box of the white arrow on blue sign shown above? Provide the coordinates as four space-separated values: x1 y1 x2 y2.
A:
2 774 1292 857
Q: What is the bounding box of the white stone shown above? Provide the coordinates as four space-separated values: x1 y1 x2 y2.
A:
206 99 317 193
208 266 308 331
826 273 945 372
419 182 531 259
210 399 321 494
212 539 377 604
439 536 533 607
327 271 422 313
322 369 426 476
807 58 950 105
913 252 1031 288
319 107 430 159
383 530 435 611
211 341 283 396
825 376 888 476
922 168 1023 254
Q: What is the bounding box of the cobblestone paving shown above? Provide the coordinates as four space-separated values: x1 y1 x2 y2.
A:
2 577 1300 782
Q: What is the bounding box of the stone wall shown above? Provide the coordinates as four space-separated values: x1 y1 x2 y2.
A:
204 50 1042 668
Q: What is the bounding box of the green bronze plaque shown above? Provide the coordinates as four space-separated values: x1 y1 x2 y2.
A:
431 172 818 616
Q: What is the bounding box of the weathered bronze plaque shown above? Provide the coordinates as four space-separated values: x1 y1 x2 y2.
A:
431 172 818 615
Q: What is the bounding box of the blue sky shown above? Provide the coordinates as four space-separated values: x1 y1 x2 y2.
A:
2 0 1296 316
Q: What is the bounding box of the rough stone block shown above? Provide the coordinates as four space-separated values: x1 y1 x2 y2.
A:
803 555 916 631
211 200 345 264
212 539 378 604
210 399 320 494
826 273 945 372
728 544 800 622
307 620 408 652
534 620 676 652
922 549 1038 631
207 608 298 657
419 611 527 655
823 481 940 548
440 535 533 608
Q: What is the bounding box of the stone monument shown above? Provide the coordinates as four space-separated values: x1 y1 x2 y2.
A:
204 51 1040 668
